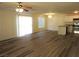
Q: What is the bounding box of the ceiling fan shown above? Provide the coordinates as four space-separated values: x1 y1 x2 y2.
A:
16 2 32 12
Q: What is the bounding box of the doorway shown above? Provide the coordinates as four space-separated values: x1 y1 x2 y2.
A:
17 16 32 36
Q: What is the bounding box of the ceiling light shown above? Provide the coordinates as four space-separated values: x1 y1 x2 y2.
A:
44 13 55 18
44 13 55 15
74 10 79 14
48 15 52 18
16 2 24 13
16 8 23 12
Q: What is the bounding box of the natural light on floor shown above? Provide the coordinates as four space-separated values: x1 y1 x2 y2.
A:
17 16 32 37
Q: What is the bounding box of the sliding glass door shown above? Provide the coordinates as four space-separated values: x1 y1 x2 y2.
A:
17 16 32 36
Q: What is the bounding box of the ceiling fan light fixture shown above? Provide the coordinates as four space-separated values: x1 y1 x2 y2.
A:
16 8 23 12
16 2 24 13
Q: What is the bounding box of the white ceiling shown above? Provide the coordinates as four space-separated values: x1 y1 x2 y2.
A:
0 2 79 14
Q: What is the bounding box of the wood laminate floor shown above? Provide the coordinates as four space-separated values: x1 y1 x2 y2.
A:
0 30 79 57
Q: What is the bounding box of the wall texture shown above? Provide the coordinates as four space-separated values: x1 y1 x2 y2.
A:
0 10 17 41
47 13 67 31
66 14 79 22
47 13 79 32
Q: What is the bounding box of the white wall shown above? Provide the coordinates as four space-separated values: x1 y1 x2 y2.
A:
47 13 79 32
47 13 67 31
0 10 17 41
66 15 79 22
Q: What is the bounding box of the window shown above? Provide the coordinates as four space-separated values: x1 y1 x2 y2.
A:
38 16 45 28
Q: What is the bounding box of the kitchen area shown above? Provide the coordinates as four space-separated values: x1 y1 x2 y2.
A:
58 18 79 35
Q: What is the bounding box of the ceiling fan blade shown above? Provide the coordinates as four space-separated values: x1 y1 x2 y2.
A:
23 6 32 12
24 9 29 12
